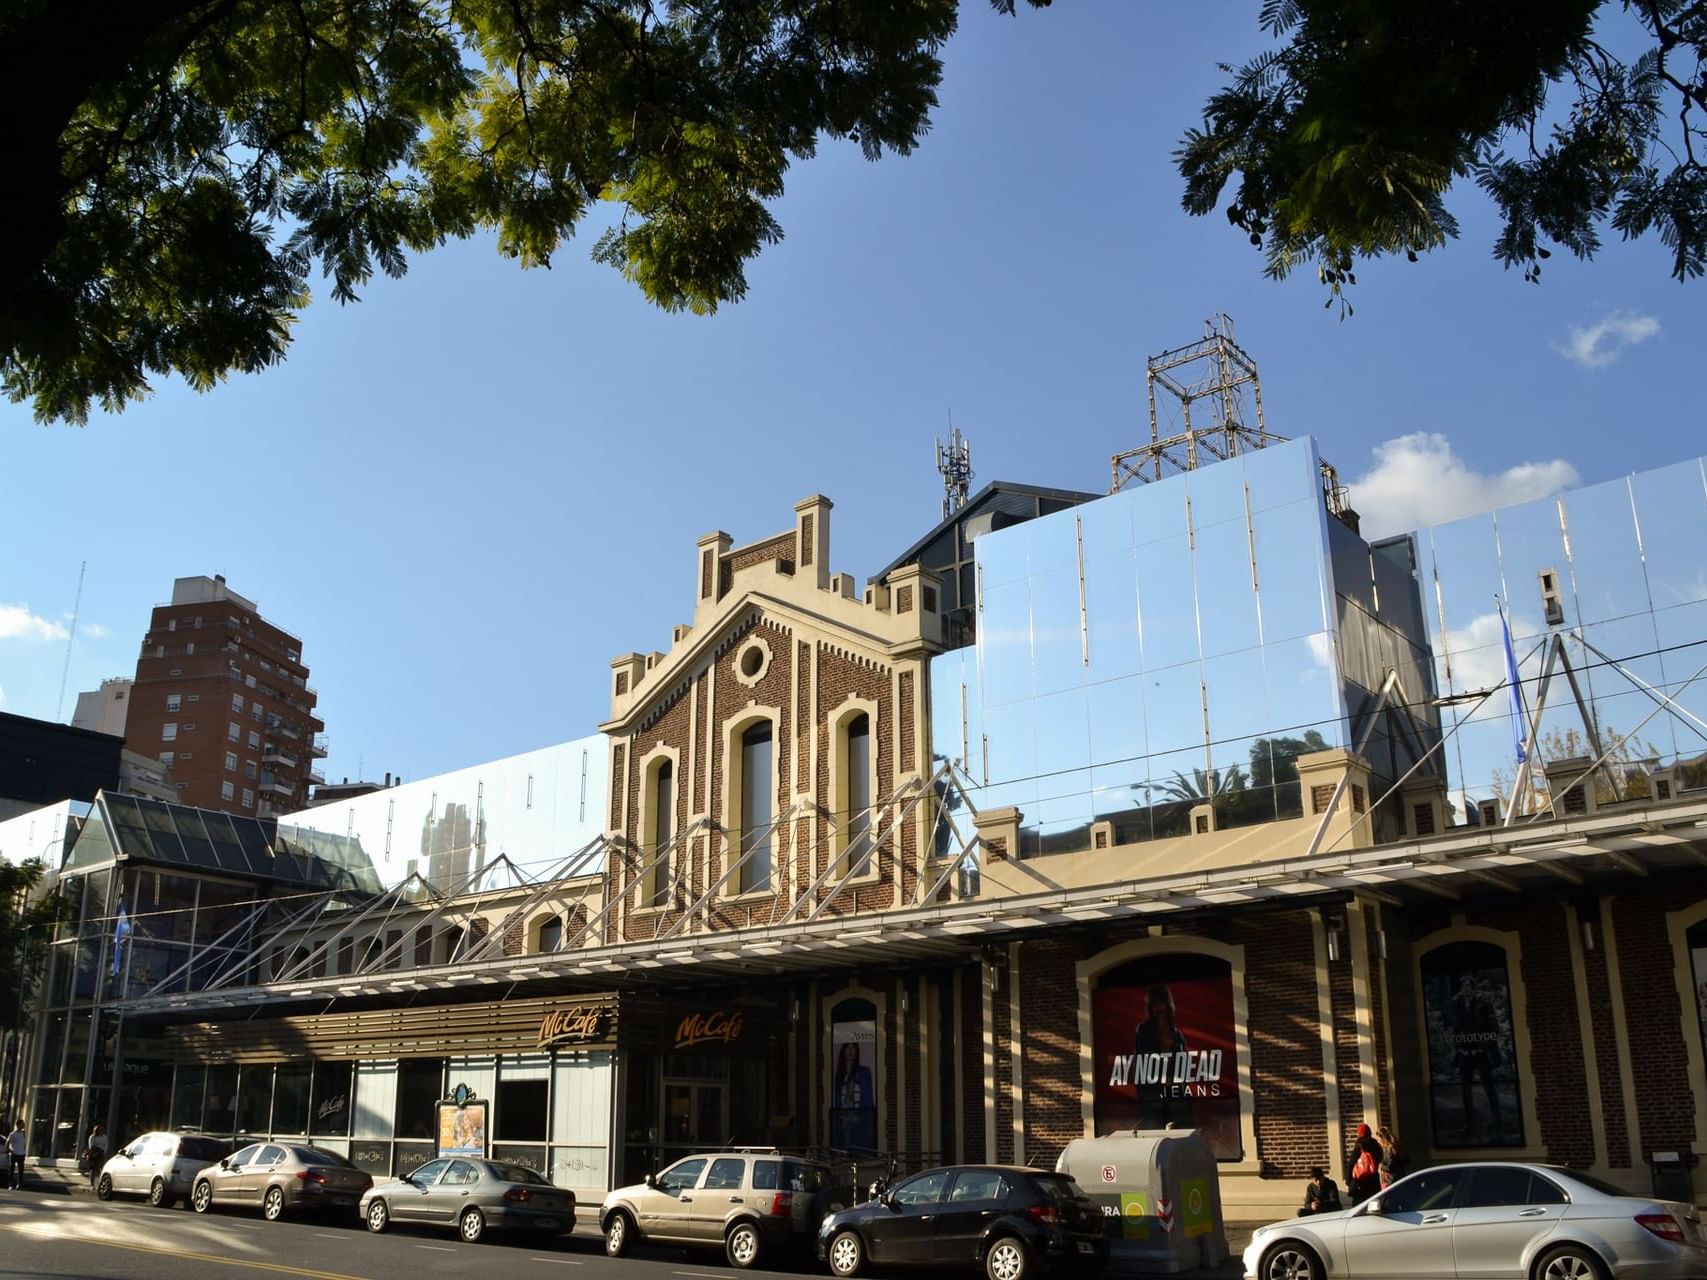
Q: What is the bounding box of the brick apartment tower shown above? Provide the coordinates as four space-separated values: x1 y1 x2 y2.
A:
125 575 325 817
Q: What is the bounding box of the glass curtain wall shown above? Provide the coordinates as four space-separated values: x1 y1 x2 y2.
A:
1419 455 1707 820
940 437 1371 856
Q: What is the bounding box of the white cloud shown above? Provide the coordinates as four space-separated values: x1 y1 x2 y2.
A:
1346 433 1579 539
82 623 111 639
1555 310 1660 369
0 604 69 643
0 684 6 708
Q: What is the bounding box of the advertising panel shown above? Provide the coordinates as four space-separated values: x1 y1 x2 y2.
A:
829 1019 877 1152
1091 952 1241 1160
1420 940 1524 1148
436 1099 489 1158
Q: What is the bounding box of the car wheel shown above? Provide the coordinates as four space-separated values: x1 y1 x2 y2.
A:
263 1186 285 1222
605 1210 634 1258
1536 1244 1609 1280
828 1229 865 1278
459 1207 486 1243
726 1220 764 1270
1259 1241 1325 1280
95 1173 114 1201
984 1235 1028 1280
191 1181 213 1214
366 1199 390 1234
148 1177 174 1209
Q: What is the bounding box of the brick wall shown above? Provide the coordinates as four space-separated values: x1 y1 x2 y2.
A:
813 645 896 912
960 965 987 1162
1015 939 1084 1169
1231 913 1332 1177
1614 884 1707 1159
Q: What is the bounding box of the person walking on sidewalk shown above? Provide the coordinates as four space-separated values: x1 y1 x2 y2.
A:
83 1124 108 1188
6 1122 25 1190
1345 1122 1383 1205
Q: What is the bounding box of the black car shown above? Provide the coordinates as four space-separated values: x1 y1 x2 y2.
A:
818 1165 1106 1280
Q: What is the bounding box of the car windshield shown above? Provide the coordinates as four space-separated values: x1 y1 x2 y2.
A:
291 1147 354 1167
492 1164 550 1185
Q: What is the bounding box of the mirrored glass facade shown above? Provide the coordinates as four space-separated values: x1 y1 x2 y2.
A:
274 733 610 892
1417 455 1707 817
933 437 1440 854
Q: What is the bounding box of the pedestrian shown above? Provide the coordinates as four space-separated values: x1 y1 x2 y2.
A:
84 1123 108 1188
1298 1166 1342 1216
1345 1121 1383 1204
6 1121 25 1190
1376 1125 1409 1189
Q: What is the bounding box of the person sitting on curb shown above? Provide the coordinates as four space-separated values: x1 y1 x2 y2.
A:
1299 1166 1342 1216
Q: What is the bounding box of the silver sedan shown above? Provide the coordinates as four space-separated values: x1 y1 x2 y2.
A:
1244 1162 1707 1280
360 1157 576 1244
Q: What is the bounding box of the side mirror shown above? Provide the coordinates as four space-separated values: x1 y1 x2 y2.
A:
1362 1198 1383 1216
218 1158 231 1170
644 1172 658 1189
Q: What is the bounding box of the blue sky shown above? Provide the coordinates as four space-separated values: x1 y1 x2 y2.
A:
3 3 1703 787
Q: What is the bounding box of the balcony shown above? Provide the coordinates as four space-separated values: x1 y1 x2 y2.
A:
311 734 329 758
307 768 326 786
261 779 295 798
277 723 302 740
262 748 299 769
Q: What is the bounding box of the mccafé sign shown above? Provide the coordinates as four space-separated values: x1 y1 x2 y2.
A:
537 1003 610 1048
675 1009 743 1049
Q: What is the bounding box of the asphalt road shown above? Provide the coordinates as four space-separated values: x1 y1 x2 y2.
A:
0 1187 1249 1280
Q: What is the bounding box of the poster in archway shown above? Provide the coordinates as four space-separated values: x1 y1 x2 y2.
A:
829 1018 877 1151
1420 940 1524 1148
1091 952 1241 1159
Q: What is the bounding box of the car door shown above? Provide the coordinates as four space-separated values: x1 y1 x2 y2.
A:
425 1160 481 1225
934 1170 1011 1262
1453 1167 1569 1280
641 1157 708 1241
696 1157 749 1242
1342 1167 1465 1280
216 1145 261 1205
393 1159 450 1223
872 1170 953 1264
105 1136 146 1194
245 1144 288 1205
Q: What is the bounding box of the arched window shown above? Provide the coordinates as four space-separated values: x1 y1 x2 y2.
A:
739 722 774 893
844 714 872 876
649 759 674 907
1418 940 1523 1148
538 915 563 953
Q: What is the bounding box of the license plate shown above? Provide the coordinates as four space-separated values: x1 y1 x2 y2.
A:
1077 1242 1094 1255
534 1218 559 1230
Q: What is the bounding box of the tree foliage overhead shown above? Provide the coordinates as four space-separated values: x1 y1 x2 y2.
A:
1 0 1044 424
1179 0 1707 310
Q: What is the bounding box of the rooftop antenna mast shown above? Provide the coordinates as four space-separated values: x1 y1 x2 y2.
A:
937 422 973 521
55 560 87 721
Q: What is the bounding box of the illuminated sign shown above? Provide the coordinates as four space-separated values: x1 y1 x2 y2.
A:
674 1009 743 1048
537 1004 610 1048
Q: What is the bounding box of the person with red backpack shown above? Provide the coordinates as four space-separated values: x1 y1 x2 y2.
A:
1345 1122 1384 1204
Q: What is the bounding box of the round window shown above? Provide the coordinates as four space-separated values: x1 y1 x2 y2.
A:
740 646 764 678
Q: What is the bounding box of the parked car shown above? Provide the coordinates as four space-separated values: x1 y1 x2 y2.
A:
1242 1161 1707 1280
95 1131 231 1208
359 1157 575 1243
190 1142 372 1220
818 1165 1107 1280
601 1149 847 1268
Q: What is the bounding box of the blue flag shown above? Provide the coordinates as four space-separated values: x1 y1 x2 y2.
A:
1499 602 1528 765
111 904 132 978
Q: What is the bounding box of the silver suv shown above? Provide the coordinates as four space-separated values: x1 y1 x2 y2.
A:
96 1131 231 1208
601 1150 847 1269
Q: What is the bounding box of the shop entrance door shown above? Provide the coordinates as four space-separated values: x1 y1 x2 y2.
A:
661 1080 725 1158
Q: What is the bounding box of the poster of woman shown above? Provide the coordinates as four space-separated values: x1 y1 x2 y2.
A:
436 1100 488 1158
829 1020 877 1151
1420 941 1523 1148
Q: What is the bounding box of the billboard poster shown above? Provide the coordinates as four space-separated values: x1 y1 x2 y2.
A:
1420 941 1524 1148
436 1100 488 1158
1091 952 1241 1160
829 1018 877 1151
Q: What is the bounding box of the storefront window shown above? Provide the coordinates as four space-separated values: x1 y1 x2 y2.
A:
205 1064 237 1134
496 1080 548 1141
1419 940 1524 1148
237 1063 273 1133
829 998 877 1152
172 1064 206 1130
395 1059 443 1140
1091 951 1241 1160
274 1064 310 1134
311 1062 352 1136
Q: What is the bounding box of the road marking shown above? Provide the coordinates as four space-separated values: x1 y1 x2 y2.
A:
0 1226 371 1280
415 1244 455 1251
529 1258 583 1265
673 1272 729 1278
315 1232 344 1238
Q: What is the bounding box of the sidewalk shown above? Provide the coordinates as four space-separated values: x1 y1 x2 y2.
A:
20 1161 93 1195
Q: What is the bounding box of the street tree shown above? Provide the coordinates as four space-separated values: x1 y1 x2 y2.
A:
1 0 1044 424
1180 0 1707 311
